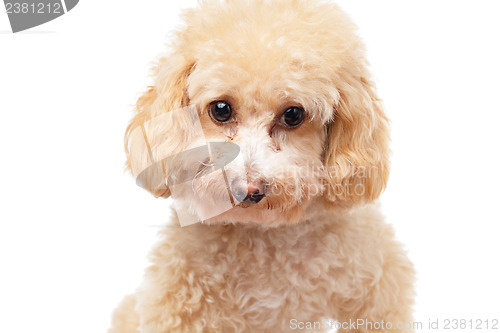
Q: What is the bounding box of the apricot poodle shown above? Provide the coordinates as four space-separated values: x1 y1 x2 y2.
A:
110 0 415 332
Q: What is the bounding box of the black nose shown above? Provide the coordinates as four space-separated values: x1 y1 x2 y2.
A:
231 179 266 204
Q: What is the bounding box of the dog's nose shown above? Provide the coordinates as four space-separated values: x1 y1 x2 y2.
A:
231 179 266 204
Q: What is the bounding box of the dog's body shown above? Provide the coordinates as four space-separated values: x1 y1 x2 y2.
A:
111 204 413 333
111 1 415 332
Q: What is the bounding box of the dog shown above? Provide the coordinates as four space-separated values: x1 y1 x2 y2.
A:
110 0 415 332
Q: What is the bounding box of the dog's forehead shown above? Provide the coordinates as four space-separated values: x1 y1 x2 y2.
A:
177 0 356 123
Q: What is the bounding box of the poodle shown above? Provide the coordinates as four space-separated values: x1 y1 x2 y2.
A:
110 0 415 332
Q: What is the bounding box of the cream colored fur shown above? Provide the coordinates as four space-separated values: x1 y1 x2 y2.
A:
111 0 415 332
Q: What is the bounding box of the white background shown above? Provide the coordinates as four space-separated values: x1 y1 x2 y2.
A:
1 1 499 332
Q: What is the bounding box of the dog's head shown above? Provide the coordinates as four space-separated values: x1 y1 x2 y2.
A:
125 0 390 226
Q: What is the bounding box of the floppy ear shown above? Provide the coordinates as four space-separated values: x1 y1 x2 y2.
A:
323 73 390 204
124 55 194 198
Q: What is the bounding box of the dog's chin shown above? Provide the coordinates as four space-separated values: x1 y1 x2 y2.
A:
204 197 312 227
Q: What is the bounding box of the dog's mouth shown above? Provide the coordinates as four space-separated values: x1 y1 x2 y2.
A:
189 164 307 214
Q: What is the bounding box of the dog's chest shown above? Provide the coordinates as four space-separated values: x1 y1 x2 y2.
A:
201 226 338 323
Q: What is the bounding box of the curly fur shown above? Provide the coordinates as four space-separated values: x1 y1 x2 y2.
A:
112 0 415 332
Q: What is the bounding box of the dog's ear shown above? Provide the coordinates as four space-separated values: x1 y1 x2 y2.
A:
124 55 194 198
323 73 390 204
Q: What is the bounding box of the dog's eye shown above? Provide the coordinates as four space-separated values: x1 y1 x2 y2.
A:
280 107 305 128
209 101 232 123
